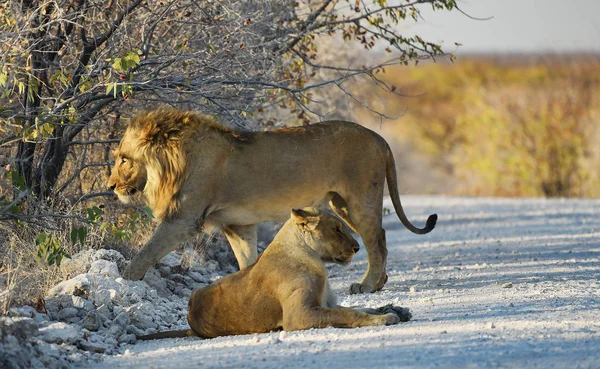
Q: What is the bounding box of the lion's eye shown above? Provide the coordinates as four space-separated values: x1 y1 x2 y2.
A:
335 226 342 234
121 157 128 164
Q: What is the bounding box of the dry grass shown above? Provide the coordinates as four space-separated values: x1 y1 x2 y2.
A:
0 192 153 314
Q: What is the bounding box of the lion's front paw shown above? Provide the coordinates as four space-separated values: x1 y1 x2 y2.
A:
349 283 376 294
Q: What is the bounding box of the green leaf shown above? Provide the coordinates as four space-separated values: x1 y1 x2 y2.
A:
86 206 104 222
49 70 62 84
112 57 122 73
70 228 78 245
127 52 140 65
78 227 87 247
35 232 47 245
0 71 8 87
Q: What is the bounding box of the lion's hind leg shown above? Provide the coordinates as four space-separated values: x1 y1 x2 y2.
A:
329 193 389 293
329 185 389 294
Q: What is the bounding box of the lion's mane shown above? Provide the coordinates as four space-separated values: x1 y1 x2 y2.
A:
126 108 248 221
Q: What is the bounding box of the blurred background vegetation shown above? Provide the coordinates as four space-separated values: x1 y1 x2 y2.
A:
354 56 600 198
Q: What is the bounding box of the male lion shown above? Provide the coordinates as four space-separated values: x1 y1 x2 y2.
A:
140 208 411 340
108 108 437 293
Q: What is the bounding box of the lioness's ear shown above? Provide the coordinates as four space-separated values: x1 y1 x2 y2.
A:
291 208 320 230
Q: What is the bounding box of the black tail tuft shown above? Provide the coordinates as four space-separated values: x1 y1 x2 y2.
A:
425 214 438 232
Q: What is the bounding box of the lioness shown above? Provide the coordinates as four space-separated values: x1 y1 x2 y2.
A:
140 208 411 340
108 108 437 293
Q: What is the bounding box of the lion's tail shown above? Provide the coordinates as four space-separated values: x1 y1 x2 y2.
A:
385 144 437 234
138 329 196 340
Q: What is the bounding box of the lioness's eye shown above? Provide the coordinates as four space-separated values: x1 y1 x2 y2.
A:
335 226 342 234
121 157 128 164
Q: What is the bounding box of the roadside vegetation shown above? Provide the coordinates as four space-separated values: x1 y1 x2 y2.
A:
357 56 600 197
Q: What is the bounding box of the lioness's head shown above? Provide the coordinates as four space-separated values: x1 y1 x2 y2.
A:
290 208 359 265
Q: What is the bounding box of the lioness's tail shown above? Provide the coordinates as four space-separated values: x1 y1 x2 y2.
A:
138 329 196 340
385 145 437 234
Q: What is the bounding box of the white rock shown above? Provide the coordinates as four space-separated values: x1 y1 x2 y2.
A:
118 333 136 344
188 271 210 284
96 304 111 317
147 289 158 299
143 268 171 297
33 313 50 324
7 306 38 318
124 293 142 304
58 307 79 320
83 311 103 331
93 249 126 265
92 289 120 307
39 322 82 344
158 266 172 277
89 259 121 278
71 296 94 311
46 294 93 320
159 252 182 268
78 339 107 353
120 280 149 300
0 317 39 341
126 325 146 336
62 249 126 273
47 274 92 298
113 305 125 316
106 325 124 338
130 310 158 331
94 275 121 291
112 312 130 328
205 260 219 273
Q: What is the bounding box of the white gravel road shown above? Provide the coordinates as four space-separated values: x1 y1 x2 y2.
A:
86 197 600 369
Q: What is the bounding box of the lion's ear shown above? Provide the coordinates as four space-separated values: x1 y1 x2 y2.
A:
291 208 320 230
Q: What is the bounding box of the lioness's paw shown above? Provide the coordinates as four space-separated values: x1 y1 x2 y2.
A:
382 313 400 325
387 306 412 322
374 304 412 322
349 283 375 294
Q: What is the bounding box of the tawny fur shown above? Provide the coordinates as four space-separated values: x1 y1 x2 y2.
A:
138 209 411 340
107 107 437 293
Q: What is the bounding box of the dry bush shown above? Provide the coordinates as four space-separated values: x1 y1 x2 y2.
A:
0 191 153 313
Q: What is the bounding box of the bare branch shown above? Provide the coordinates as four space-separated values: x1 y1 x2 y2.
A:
68 139 121 146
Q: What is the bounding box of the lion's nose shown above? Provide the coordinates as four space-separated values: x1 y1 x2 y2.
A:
353 244 360 253
108 184 116 191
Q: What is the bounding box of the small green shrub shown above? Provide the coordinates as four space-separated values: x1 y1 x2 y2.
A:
35 232 71 267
